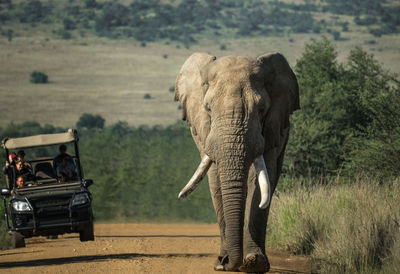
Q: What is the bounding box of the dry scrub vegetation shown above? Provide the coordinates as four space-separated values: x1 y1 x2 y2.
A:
0 33 398 128
267 179 400 273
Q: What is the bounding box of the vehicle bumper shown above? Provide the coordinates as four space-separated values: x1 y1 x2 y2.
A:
10 205 93 237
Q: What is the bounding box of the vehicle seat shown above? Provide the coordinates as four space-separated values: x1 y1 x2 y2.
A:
35 162 55 179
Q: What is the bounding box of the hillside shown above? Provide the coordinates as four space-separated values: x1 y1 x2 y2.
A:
0 0 399 127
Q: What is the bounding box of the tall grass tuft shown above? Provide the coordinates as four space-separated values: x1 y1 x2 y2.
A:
0 203 11 249
267 178 400 273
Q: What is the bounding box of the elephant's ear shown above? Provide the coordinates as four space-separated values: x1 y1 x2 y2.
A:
257 53 300 150
175 53 216 150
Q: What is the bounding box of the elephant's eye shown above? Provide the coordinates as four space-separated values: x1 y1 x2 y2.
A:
205 103 211 113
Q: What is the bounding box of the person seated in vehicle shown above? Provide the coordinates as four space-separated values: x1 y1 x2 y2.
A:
56 156 76 182
3 153 17 188
16 176 25 188
16 150 32 169
17 150 32 165
15 159 35 182
2 152 17 175
54 145 75 172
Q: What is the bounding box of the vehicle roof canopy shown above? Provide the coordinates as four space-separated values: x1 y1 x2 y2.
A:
2 129 78 150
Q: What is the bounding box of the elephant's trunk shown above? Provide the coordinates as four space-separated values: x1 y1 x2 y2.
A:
217 140 248 270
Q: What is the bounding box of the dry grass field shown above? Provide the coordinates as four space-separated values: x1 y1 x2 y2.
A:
0 29 399 128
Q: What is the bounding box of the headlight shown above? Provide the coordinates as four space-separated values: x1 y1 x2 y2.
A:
12 200 32 212
72 193 89 206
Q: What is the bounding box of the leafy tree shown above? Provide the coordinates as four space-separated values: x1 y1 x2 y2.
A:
285 37 345 178
76 113 105 130
63 17 76 30
0 121 61 139
95 2 130 36
285 37 400 180
18 0 51 23
84 0 97 9
343 49 400 178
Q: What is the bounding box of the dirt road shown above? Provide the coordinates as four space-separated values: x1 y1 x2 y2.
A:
0 224 311 273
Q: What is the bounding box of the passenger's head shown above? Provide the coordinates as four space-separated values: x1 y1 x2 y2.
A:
59 145 67 154
16 176 24 188
16 160 23 171
8 153 17 163
17 150 25 160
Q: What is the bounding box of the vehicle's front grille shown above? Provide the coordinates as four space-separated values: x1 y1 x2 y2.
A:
30 196 72 221
34 198 70 208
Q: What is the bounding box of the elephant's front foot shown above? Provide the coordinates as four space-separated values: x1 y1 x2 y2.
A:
213 255 242 272
238 253 270 273
214 255 228 271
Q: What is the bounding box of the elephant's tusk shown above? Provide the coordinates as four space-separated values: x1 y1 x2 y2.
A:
178 155 212 199
254 156 272 209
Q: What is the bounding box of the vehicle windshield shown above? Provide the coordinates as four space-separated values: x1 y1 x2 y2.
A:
4 143 81 189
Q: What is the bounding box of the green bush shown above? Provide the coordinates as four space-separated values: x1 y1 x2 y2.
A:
332 30 341 40
76 113 105 130
63 17 76 30
7 29 12 42
59 29 72 39
30 71 48 84
144 93 151 99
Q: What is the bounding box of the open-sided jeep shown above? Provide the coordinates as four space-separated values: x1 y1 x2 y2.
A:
1 129 94 248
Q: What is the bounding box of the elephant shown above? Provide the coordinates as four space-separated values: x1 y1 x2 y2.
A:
174 52 299 273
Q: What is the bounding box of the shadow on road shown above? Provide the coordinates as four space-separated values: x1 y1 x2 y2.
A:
0 250 43 257
0 252 215 268
95 234 220 238
269 268 311 274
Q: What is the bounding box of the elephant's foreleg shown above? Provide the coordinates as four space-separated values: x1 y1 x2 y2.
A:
207 164 228 268
243 166 269 255
241 152 280 273
240 166 271 273
241 130 289 272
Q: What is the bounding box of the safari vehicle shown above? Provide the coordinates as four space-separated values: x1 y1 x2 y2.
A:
1 129 94 248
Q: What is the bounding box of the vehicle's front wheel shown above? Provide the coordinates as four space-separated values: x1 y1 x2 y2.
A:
79 222 94 242
11 232 25 248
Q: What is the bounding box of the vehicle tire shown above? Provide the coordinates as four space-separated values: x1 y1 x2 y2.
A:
11 232 25 248
79 222 94 242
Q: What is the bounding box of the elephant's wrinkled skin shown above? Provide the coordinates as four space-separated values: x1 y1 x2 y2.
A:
174 52 299 272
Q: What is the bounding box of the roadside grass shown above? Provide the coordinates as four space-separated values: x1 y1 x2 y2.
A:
266 178 400 273
0 225 11 250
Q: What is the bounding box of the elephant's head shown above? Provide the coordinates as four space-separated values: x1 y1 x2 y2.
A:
175 52 299 270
